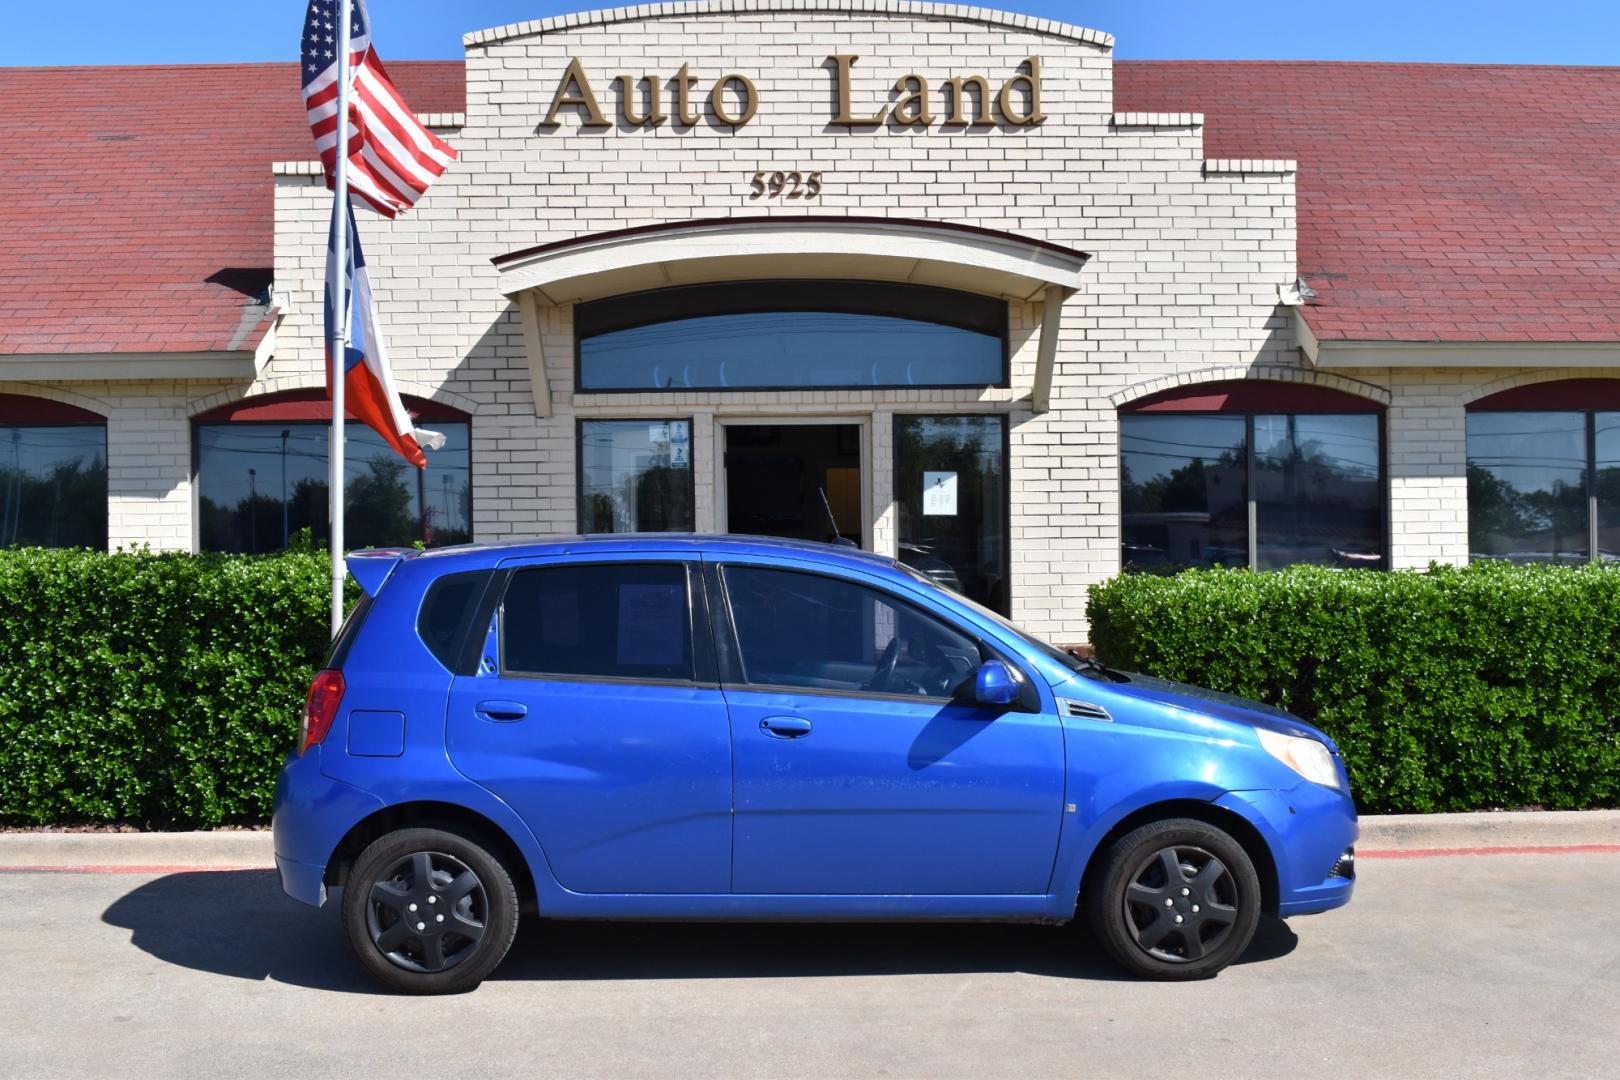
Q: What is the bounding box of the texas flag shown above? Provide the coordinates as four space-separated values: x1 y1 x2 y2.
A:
325 195 444 468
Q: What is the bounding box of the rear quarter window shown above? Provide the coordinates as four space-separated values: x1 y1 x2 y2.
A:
417 571 494 671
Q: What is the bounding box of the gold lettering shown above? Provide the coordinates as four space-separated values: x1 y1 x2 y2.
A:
997 56 1045 125
709 73 759 126
673 63 702 125
890 74 932 125
616 74 666 126
542 57 609 127
942 74 993 125
829 55 887 125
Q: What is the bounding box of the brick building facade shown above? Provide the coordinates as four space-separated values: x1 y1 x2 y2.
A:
4 2 1619 642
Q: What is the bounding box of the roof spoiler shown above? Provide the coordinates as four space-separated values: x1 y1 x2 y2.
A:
345 548 419 598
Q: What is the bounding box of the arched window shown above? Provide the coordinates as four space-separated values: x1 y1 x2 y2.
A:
1118 380 1385 572
193 389 471 553
575 281 1008 391
1466 379 1620 564
0 393 107 549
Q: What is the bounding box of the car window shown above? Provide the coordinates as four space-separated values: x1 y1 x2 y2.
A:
722 565 983 698
417 570 491 671
502 563 693 682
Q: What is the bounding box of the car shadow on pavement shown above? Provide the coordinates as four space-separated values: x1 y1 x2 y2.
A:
103 870 1296 993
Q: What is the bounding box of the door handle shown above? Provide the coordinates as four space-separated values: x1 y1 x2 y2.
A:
760 716 812 739
475 700 528 723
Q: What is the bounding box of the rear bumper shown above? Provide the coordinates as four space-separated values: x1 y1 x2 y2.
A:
1216 784 1358 916
276 854 329 907
270 748 385 908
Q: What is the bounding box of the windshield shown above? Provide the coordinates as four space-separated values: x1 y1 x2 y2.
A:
897 563 1128 682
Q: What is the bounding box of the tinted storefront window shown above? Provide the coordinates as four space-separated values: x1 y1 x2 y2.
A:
1120 414 1248 571
1253 414 1383 569
578 420 694 533
895 415 1009 613
576 282 1006 391
196 421 471 552
0 423 107 549
1467 409 1619 564
1599 413 1620 561
1121 411 1385 572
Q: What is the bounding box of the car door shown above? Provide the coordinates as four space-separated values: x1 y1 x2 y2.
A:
445 555 732 894
714 560 1065 896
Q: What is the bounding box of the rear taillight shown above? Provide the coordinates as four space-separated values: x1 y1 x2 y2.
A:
300 669 346 754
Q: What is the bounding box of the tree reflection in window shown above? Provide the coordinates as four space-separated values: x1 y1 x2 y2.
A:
196 421 472 553
0 424 107 549
1121 412 1384 573
1467 410 1608 564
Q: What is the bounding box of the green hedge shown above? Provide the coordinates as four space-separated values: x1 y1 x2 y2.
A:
1087 562 1620 814
8 550 1617 823
0 547 355 828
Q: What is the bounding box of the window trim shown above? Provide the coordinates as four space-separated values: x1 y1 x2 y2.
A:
495 560 716 688
892 413 1012 616
709 560 1035 709
573 280 1012 395
575 416 697 535
1118 407 1389 573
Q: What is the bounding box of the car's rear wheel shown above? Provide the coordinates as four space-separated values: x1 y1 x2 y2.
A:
1086 817 1261 980
340 826 519 994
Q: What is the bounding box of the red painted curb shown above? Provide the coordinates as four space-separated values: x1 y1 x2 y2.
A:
1357 844 1620 859
0 864 267 874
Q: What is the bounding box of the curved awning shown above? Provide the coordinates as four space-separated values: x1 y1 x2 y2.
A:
491 216 1089 305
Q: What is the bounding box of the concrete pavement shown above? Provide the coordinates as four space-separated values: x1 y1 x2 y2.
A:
1 845 1617 1077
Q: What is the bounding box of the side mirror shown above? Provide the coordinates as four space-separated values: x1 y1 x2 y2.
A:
970 659 1020 706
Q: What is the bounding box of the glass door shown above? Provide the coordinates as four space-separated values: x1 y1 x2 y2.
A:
724 423 863 545
894 415 1009 613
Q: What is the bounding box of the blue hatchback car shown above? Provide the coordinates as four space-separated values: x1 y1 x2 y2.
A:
273 535 1356 993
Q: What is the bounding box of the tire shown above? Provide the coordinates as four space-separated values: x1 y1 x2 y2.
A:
1085 817 1262 980
340 826 520 994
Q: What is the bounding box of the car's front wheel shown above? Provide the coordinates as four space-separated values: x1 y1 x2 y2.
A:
340 826 519 994
1086 817 1262 980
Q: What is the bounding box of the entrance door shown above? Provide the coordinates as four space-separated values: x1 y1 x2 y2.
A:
725 424 862 545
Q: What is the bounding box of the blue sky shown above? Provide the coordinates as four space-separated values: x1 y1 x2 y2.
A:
4 1 1618 65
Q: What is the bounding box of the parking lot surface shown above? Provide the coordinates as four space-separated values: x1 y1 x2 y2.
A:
2 850 1616 1078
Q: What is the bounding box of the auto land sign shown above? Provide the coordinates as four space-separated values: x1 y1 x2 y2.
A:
539 54 1045 129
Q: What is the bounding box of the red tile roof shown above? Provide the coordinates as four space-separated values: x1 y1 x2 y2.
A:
1116 61 1620 343
0 62 463 357
1 59 1615 356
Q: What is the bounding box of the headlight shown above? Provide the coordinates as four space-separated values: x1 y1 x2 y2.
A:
1256 728 1342 790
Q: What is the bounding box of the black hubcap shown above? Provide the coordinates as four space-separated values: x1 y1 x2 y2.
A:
365 851 488 974
1122 845 1239 963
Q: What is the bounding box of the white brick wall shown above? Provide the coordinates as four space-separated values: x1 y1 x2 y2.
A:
16 2 1614 640
268 2 1302 642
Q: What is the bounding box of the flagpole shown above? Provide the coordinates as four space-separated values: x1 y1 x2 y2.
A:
329 0 353 636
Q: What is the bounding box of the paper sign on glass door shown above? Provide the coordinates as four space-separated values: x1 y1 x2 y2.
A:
923 472 958 516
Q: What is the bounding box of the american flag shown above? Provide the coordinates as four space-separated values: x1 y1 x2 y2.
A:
300 0 456 217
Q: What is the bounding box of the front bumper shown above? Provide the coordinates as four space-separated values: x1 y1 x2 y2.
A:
1216 783 1358 916
270 748 385 907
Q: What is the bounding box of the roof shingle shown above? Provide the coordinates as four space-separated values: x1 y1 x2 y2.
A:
2 58 1616 356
